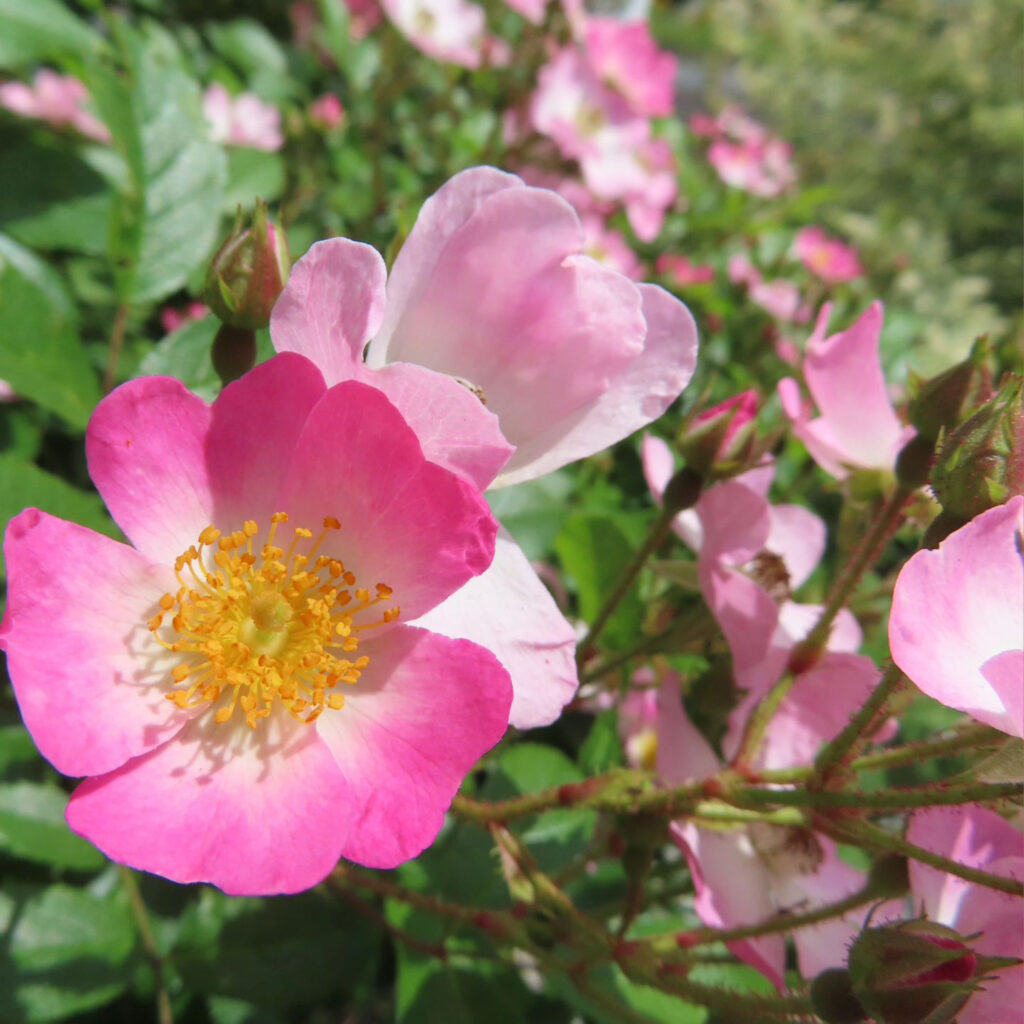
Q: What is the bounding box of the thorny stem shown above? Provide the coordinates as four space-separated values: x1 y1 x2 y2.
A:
330 863 487 924
820 817 1024 897
119 866 173 1024
577 504 678 664
103 302 130 393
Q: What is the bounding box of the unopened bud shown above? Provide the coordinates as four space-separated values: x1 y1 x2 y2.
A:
678 391 759 479
848 919 995 1024
931 374 1024 521
662 467 703 514
205 200 290 330
865 854 910 899
907 337 994 443
894 435 934 491
211 324 257 386
810 968 868 1024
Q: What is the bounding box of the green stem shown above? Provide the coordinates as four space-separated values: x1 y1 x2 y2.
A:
849 723 1005 773
812 665 908 780
103 302 130 394
722 780 1021 812
577 505 677 663
119 867 173 1024
820 817 1024 897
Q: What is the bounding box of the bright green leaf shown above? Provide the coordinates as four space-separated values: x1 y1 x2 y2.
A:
0 0 103 70
0 782 105 870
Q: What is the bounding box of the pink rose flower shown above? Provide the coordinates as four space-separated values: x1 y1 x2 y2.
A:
0 356 513 895
907 806 1024 1024
749 277 809 323
203 84 283 152
0 69 110 142
657 679 877 987
889 496 1023 737
707 137 795 199
310 93 345 130
778 302 912 478
794 226 863 284
380 0 486 68
656 254 714 287
583 17 678 118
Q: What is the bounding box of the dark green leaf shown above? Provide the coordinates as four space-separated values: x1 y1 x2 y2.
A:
0 234 100 428
0 782 104 870
579 709 625 775
399 961 529 1024
0 0 103 69
138 316 220 399
0 725 37 778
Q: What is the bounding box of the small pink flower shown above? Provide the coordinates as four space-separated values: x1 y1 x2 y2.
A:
794 226 863 284
688 112 720 138
203 84 283 152
618 669 659 770
309 93 345 130
656 254 714 287
0 69 110 142
707 136 795 199
272 167 699 727
380 0 486 68
889 496 1023 737
0 357 513 894
501 0 548 22
580 215 643 279
749 277 808 323
160 301 208 335
778 302 912 478
583 18 677 118
727 252 761 288
343 0 384 37
907 806 1024 1024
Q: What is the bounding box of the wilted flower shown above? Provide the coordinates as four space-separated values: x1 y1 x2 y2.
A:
0 357 513 894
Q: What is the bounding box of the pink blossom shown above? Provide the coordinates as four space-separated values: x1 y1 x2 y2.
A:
907 806 1024 1024
203 84 283 152
618 669 659 770
657 678 877 987
310 93 345 130
688 112 720 138
271 169 698 726
778 302 912 478
380 0 486 68
0 379 17 402
707 136 796 199
749 277 809 323
794 226 862 284
0 69 110 142
727 252 761 288
501 0 548 22
583 18 678 118
0 356 513 894
889 496 1023 737
160 301 208 335
342 0 385 36
580 215 643 279
656 254 714 287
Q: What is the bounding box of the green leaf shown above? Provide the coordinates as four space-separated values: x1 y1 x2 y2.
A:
138 316 220 399
175 889 381 1008
0 884 135 1023
0 782 105 870
223 148 286 210
487 471 574 561
0 455 114 583
579 709 625 775
555 511 646 649
0 725 37 778
0 234 100 428
0 0 103 69
399 962 529 1024
0 140 111 255
86 24 227 306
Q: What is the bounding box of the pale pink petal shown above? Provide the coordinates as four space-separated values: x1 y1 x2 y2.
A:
803 302 906 471
656 677 719 781
316 625 511 867
350 361 512 492
670 823 786 989
0 511 187 777
277 381 497 621
778 375 856 479
890 497 1024 737
412 530 577 729
85 377 214 565
766 504 825 590
67 713 355 895
697 478 772 567
641 433 702 549
270 238 388 381
205 353 327 528
495 284 697 486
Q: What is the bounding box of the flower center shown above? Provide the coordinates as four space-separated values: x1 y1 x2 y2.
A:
148 513 399 730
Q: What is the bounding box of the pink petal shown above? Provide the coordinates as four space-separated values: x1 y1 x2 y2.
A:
277 380 497 621
697 478 772 566
890 497 1024 737
350 361 513 492
670 823 786 989
803 302 906 471
412 530 578 729
66 713 355 895
1 511 187 777
270 238 388 381
495 283 698 486
655 677 719 781
205 353 327 528
767 504 825 591
316 625 512 867
372 169 648 464
641 433 703 549
86 377 214 564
